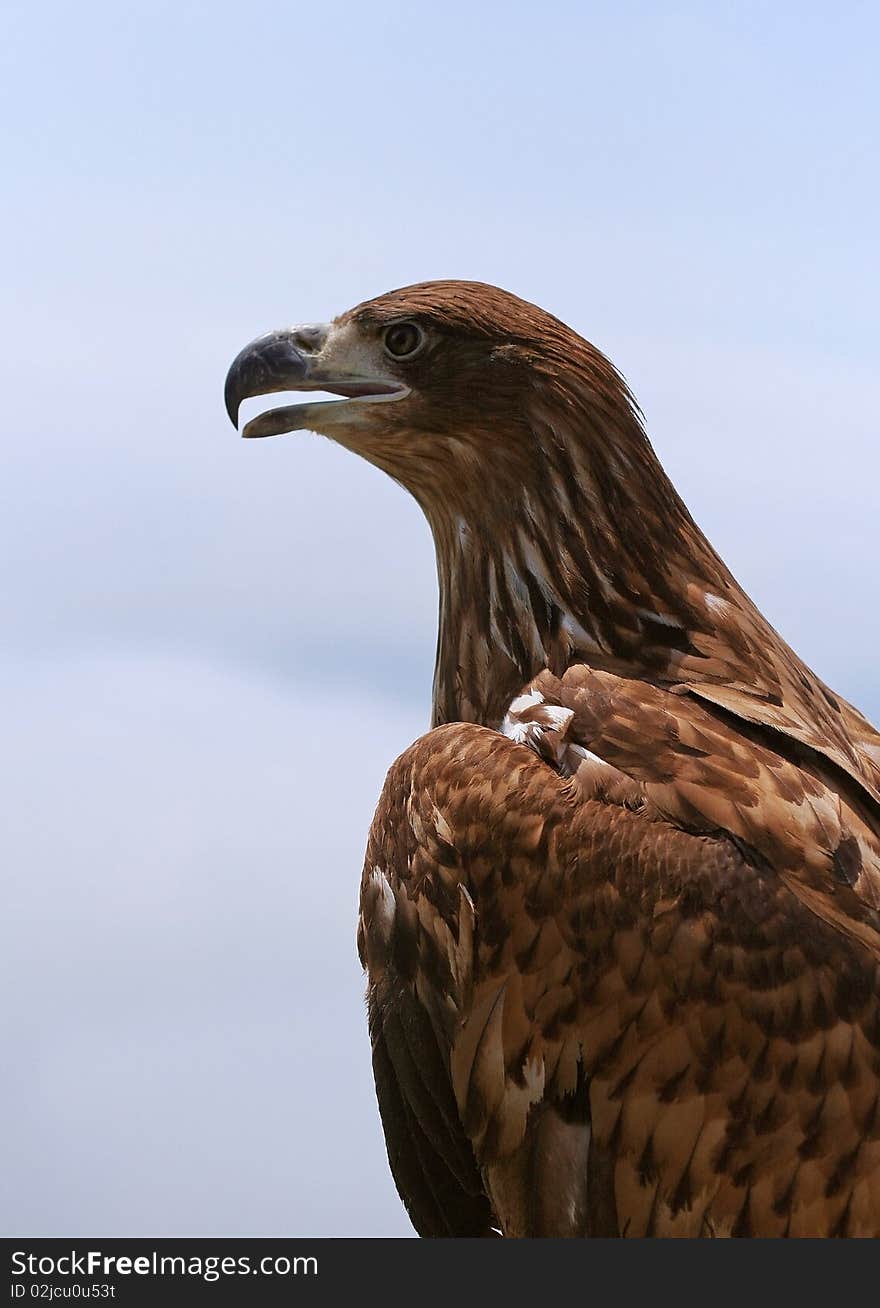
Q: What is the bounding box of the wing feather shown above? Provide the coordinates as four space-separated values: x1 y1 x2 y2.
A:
361 713 880 1237
367 973 496 1237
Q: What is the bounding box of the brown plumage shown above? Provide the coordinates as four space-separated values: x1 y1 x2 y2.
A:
226 280 880 1236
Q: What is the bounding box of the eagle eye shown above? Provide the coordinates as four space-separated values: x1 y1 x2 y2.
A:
383 322 424 359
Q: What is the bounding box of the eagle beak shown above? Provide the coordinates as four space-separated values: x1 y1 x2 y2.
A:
224 326 327 437
224 324 409 439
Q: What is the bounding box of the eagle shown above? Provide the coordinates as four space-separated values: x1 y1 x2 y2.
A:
225 281 880 1238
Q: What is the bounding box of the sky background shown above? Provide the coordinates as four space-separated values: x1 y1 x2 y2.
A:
3 1 878 1237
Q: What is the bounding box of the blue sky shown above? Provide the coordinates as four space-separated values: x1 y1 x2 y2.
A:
3 1 878 1235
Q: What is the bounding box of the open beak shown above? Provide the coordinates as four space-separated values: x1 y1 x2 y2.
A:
224 325 408 439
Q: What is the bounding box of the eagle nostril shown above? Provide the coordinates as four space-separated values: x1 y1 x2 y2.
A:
291 324 327 353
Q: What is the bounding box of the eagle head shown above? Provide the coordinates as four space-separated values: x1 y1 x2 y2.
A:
223 280 644 517
224 279 712 725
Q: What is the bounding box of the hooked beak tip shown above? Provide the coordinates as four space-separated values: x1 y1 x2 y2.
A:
224 388 240 430
223 329 317 435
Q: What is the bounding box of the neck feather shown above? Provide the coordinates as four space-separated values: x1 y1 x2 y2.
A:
425 385 747 727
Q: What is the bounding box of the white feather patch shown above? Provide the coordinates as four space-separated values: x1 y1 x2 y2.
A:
507 688 545 716
704 592 730 615
568 743 611 768
500 686 576 768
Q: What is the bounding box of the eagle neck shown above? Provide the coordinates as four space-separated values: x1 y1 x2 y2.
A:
426 429 740 730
